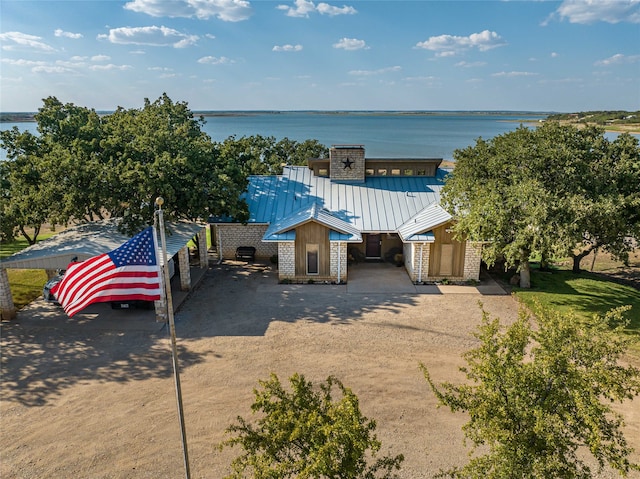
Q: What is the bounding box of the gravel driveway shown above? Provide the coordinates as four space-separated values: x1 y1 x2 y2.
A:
2 261 638 478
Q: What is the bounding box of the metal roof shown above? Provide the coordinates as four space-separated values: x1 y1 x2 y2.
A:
263 202 362 242
397 203 452 241
1 220 206 270
244 166 449 239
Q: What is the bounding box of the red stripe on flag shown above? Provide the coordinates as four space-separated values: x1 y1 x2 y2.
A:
50 227 162 317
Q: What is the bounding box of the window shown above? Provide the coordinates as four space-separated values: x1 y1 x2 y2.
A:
318 168 328 177
365 168 374 176
306 244 319 275
404 168 413 176
377 168 387 176
417 169 426 176
391 168 401 176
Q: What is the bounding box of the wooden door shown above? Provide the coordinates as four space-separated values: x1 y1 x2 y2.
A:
366 234 381 258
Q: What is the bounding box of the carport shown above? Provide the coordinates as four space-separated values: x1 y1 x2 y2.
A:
0 220 209 320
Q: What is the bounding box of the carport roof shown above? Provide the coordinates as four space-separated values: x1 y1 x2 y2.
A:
0 220 206 270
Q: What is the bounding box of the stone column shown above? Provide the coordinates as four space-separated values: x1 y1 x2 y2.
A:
198 227 208 268
178 246 191 291
0 268 16 320
278 242 295 280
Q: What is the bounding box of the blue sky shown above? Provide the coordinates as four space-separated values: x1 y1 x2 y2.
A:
1 0 639 112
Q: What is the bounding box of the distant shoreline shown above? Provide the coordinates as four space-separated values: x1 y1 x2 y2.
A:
3 111 638 135
0 110 550 123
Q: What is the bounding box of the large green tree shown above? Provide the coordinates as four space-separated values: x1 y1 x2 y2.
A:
422 306 640 479
217 135 328 176
99 94 251 233
1 94 254 238
442 122 640 287
2 95 329 242
220 373 404 479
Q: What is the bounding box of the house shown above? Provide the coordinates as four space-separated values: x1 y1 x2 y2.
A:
212 145 483 284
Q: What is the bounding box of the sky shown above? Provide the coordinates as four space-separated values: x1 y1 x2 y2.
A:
1 0 639 112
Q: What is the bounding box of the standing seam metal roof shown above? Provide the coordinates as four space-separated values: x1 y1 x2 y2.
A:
243 166 449 239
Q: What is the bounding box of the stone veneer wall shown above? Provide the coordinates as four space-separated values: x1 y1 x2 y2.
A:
405 243 431 282
463 242 483 281
426 241 483 282
216 224 277 260
329 242 348 283
278 242 295 279
329 146 365 183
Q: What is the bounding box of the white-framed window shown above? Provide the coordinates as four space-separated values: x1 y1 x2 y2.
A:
306 243 319 275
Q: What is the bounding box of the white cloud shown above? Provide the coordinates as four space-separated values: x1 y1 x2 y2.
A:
54 29 83 39
316 2 357 16
404 75 437 82
277 0 356 18
124 0 252 21
415 30 506 56
148 66 174 71
32 65 72 73
545 0 640 25
550 52 559 58
56 59 87 68
348 66 401 76
1 58 47 67
91 55 111 62
89 64 133 71
98 26 199 48
0 31 55 52
197 55 234 64
455 61 487 68
595 53 640 66
272 44 303 52
492 71 538 77
333 38 368 50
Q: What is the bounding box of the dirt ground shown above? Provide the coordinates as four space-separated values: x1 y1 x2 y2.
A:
2 262 639 478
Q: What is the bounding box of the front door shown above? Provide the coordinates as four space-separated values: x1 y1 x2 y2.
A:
366 234 381 258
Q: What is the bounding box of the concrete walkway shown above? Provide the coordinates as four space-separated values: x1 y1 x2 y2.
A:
346 261 507 295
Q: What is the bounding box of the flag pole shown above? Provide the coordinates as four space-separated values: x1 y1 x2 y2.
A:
155 197 191 479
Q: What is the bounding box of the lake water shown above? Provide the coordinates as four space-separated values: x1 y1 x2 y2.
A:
1 111 633 161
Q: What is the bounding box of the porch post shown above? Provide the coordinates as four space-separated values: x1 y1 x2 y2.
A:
0 268 16 320
198 227 208 268
178 246 191 291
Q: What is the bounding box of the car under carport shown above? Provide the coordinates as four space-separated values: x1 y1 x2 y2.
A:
0 220 210 321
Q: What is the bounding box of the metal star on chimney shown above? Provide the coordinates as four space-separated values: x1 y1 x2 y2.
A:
342 157 354 169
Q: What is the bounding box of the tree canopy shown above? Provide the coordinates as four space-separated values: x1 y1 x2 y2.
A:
220 373 404 479
442 122 640 287
0 95 328 242
422 305 640 479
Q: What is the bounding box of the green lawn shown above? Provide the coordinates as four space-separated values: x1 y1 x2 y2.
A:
513 269 640 353
1 232 57 310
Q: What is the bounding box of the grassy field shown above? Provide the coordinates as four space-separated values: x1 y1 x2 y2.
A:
510 250 640 355
1 230 57 311
514 270 640 330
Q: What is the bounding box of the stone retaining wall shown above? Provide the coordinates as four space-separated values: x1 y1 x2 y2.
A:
215 224 277 260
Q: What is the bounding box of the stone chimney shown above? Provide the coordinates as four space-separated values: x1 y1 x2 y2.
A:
329 145 365 183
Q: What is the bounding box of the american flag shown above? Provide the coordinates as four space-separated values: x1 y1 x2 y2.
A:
51 226 162 317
